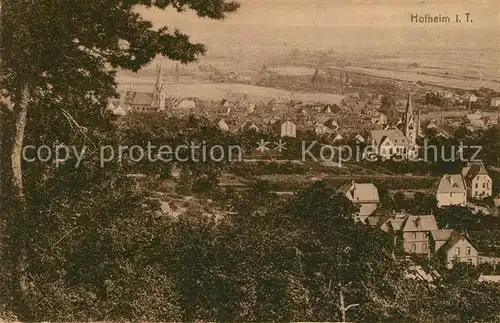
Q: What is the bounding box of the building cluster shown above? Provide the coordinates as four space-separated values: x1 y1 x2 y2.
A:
337 159 495 269
108 65 443 161
436 161 493 207
367 93 420 160
338 181 482 269
112 64 500 278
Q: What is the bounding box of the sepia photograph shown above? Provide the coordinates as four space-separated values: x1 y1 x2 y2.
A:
1 0 500 321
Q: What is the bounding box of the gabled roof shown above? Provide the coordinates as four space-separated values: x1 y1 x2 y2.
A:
402 215 438 232
379 214 408 232
316 116 330 125
439 231 477 253
370 129 408 147
462 162 489 182
461 166 471 178
358 203 379 216
430 229 454 246
324 118 339 130
437 174 466 193
240 121 260 132
338 182 380 203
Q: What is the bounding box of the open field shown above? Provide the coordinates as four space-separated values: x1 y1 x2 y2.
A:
268 66 319 76
341 66 499 91
363 53 499 82
117 77 344 104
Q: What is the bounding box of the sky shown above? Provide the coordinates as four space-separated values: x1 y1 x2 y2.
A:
132 0 500 71
139 0 500 29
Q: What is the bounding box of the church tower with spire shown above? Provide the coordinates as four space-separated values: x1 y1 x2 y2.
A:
152 62 166 110
416 106 421 138
403 92 416 146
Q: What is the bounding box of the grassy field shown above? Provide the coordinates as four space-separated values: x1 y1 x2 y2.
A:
117 76 344 104
268 66 319 76
341 65 499 91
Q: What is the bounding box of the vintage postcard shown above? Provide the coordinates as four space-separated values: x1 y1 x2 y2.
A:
1 0 500 321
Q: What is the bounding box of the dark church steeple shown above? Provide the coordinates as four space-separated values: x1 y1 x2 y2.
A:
152 62 165 109
403 92 416 146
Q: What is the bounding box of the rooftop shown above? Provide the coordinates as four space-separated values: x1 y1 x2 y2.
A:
437 174 466 193
402 215 438 232
370 129 408 146
338 182 380 204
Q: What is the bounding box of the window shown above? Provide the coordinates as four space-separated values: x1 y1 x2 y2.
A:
412 232 417 239
483 183 486 188
423 232 427 239
389 148 393 155
466 247 471 255
412 244 416 252
455 247 460 256
423 243 428 252
468 259 473 265
475 183 479 188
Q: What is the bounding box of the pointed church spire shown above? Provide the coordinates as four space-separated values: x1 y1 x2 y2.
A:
417 106 421 138
152 60 166 110
405 92 413 117
155 62 163 89
403 91 416 146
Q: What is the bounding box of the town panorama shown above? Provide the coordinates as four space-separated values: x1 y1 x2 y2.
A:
1 0 500 321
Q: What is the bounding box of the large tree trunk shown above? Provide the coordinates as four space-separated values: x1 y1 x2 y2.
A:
338 282 359 323
1 0 32 318
1 83 30 320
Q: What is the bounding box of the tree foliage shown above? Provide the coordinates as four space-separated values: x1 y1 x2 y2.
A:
0 0 238 320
